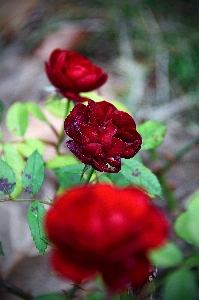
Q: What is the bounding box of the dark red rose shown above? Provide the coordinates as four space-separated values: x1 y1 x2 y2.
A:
64 100 142 173
45 184 169 291
45 49 108 102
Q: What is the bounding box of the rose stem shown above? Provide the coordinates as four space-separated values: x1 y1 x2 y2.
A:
56 99 71 154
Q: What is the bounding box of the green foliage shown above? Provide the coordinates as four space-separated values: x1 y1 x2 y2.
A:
108 158 162 197
28 201 48 255
18 138 45 157
54 164 90 188
137 120 167 150
0 157 16 195
3 143 24 197
149 241 183 267
174 189 199 245
122 159 162 196
6 102 28 136
25 102 48 122
45 97 74 118
46 155 78 169
22 150 44 196
3 143 24 172
162 269 197 300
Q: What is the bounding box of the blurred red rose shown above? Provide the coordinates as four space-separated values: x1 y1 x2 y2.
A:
64 100 142 173
45 184 169 292
45 49 108 102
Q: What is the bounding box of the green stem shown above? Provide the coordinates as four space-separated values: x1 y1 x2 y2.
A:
0 278 34 300
85 167 95 184
149 148 158 163
47 122 59 138
0 198 52 206
56 99 71 154
66 285 78 299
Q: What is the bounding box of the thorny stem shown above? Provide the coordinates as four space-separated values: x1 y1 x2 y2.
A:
56 99 71 154
0 197 53 206
0 278 34 300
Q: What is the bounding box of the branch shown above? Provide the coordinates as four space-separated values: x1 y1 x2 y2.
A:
0 278 35 300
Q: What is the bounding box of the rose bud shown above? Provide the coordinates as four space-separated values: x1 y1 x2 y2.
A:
45 49 108 102
64 100 142 173
45 184 169 292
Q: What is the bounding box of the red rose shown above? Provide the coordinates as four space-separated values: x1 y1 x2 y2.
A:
45 49 108 102
64 100 142 173
45 184 169 291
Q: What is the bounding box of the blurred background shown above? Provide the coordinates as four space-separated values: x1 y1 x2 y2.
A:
1 0 199 122
0 0 199 298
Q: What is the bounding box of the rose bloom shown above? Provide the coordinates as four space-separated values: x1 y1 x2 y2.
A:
64 100 142 173
45 184 169 292
45 49 108 102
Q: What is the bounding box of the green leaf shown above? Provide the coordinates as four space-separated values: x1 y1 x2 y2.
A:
148 241 183 267
6 102 28 136
28 201 47 255
22 150 44 196
26 102 48 122
120 159 162 197
107 172 132 186
3 143 24 172
45 98 74 118
137 120 167 150
0 158 16 195
35 294 66 300
46 155 78 169
163 269 197 300
3 143 24 197
0 241 4 256
17 138 45 157
174 189 199 245
54 164 90 188
174 213 197 244
97 175 113 185
185 189 199 212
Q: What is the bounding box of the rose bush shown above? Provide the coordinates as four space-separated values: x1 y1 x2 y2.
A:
45 184 169 292
45 49 108 102
64 99 142 172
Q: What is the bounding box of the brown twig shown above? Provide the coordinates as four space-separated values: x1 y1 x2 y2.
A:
0 278 35 300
